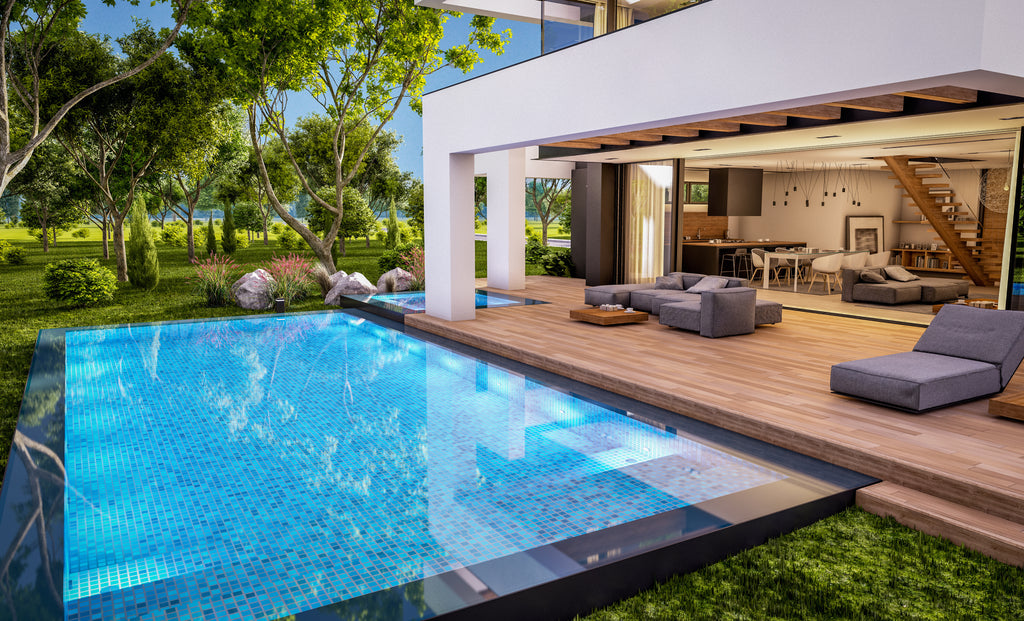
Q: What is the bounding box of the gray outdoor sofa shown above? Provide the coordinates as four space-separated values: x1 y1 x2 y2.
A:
840 266 970 305
830 304 1024 412
584 272 782 338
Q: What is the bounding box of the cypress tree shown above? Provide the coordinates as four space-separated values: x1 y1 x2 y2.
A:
206 213 218 256
126 197 159 289
386 198 400 250
221 203 237 254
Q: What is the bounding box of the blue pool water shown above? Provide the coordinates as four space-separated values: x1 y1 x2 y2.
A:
60 312 788 620
343 289 546 316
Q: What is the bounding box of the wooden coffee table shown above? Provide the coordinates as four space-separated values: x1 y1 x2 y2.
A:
931 298 998 314
570 307 649 325
989 391 1024 422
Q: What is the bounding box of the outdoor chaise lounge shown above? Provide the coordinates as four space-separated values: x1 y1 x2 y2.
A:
830 304 1024 412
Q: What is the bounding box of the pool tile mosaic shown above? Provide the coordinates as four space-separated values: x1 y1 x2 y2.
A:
58 312 790 620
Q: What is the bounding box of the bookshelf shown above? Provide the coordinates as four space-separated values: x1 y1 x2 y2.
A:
890 248 963 274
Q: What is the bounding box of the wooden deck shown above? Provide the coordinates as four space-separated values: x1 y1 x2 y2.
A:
406 276 1024 566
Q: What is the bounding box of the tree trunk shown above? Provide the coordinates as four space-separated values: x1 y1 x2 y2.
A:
541 219 549 246
112 217 128 281
40 215 49 253
186 217 196 262
365 234 370 247
309 238 336 272
51 224 57 247
102 217 109 259
262 212 270 245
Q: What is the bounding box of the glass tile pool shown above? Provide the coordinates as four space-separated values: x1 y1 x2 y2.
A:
0 311 875 621
341 289 547 320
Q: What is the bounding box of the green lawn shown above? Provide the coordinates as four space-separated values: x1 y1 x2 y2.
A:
1 230 1021 621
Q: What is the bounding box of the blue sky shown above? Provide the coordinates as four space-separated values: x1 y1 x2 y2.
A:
80 1 539 180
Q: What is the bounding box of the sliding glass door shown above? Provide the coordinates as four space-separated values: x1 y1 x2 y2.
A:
622 160 674 283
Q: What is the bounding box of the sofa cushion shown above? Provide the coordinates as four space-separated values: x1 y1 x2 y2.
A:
650 291 701 314
918 282 963 304
914 304 1024 387
699 288 756 337
849 281 922 305
584 284 646 307
628 289 666 313
831 350 1001 412
755 300 783 325
860 270 887 284
681 274 705 289
658 301 702 332
655 274 685 290
884 265 920 282
687 275 729 293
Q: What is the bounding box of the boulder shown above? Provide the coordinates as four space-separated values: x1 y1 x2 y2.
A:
325 272 377 305
376 268 415 293
328 270 348 288
231 269 276 310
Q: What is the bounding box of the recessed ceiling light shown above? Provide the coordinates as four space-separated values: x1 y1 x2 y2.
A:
816 135 841 139
999 116 1024 121
693 148 712 152
606 157 619 161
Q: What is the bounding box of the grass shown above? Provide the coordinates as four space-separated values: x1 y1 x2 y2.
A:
3 229 1022 620
579 508 1024 621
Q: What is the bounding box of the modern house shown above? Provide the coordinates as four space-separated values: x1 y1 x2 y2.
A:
416 0 1024 321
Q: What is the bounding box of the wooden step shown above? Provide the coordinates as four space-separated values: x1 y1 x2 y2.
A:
857 482 1024 568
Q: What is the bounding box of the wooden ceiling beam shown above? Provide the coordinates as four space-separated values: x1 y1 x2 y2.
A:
767 105 841 120
825 95 904 113
656 126 701 138
724 113 789 127
543 140 602 150
894 86 977 104
608 131 664 141
680 120 741 132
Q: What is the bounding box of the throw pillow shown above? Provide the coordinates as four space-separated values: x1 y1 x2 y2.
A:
884 265 920 282
655 274 685 290
687 275 729 293
859 270 887 284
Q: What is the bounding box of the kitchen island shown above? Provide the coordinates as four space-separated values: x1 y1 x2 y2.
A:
680 240 807 276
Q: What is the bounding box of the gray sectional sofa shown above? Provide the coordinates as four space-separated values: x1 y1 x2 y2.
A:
584 272 782 338
840 266 970 305
831 304 1024 412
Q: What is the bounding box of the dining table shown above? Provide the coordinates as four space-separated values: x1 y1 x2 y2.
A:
762 249 849 292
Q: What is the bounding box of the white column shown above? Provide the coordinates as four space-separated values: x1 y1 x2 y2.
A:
485 148 527 290
425 149 476 321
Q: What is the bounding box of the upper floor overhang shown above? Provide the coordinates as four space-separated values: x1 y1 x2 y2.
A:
415 0 541 23
422 0 1024 162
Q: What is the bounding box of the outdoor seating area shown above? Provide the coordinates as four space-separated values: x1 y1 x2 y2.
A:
831 304 1024 412
583 272 783 338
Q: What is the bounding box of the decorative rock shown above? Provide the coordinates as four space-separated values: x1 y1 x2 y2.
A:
376 268 415 293
328 270 348 288
325 272 377 305
231 269 276 310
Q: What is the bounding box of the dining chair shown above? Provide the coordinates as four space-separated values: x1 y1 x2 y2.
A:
806 252 845 294
771 248 795 283
866 251 891 267
751 248 783 286
839 252 870 283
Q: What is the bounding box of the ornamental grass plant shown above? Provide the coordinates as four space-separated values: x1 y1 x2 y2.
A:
266 253 314 306
190 254 238 307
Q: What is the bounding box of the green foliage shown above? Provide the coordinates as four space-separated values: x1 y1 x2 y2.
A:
190 254 238 307
378 242 420 274
29 228 57 245
234 232 249 249
71 228 90 238
3 245 26 265
525 223 541 244
537 247 575 277
42 259 117 307
160 220 205 248
385 198 401 249
233 202 262 233
277 227 302 251
404 180 424 236
205 216 218 256
558 200 572 234
525 239 547 264
270 222 284 235
221 203 237 254
126 199 160 290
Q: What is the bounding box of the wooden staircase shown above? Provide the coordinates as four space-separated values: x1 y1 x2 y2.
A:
882 156 994 286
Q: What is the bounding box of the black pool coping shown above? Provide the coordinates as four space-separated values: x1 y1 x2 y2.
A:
337 289 548 323
0 309 877 621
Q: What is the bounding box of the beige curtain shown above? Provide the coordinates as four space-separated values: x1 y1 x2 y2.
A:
592 3 633 35
623 163 670 283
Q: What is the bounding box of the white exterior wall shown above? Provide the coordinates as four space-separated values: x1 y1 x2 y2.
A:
423 0 1024 319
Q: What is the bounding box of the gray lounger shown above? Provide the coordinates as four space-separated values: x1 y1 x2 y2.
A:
830 304 1024 412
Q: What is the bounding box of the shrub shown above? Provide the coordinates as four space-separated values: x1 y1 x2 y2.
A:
4 246 26 265
29 228 57 245
377 241 418 273
400 245 425 290
150 220 161 228
221 204 237 254
525 239 547 264
537 248 575 277
270 222 283 235
0 239 10 261
234 232 249 250
42 259 117 307
277 227 301 250
126 200 159 289
189 254 238 307
160 220 206 248
525 223 541 244
266 253 313 307
205 217 218 256
71 228 90 239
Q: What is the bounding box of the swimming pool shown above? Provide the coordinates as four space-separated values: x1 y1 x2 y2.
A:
340 289 547 321
0 310 874 620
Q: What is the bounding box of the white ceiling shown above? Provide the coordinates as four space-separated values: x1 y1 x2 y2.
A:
552 102 1024 173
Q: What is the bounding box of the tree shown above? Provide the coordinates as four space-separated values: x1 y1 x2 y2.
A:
49 27 217 281
526 177 571 245
126 197 159 289
227 141 298 245
0 0 195 198
404 179 424 237
307 186 374 257
0 192 20 223
233 201 261 240
385 198 401 249
7 141 80 251
221 202 237 253
187 0 509 271
474 177 486 228
205 213 217 255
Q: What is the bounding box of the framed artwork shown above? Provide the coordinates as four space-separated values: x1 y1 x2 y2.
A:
847 216 884 254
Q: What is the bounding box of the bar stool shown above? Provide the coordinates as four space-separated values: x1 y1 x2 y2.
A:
720 248 752 278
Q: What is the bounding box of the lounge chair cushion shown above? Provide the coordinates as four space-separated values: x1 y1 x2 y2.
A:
830 351 1001 412
584 283 647 307
650 291 701 314
914 304 1024 387
755 300 783 325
